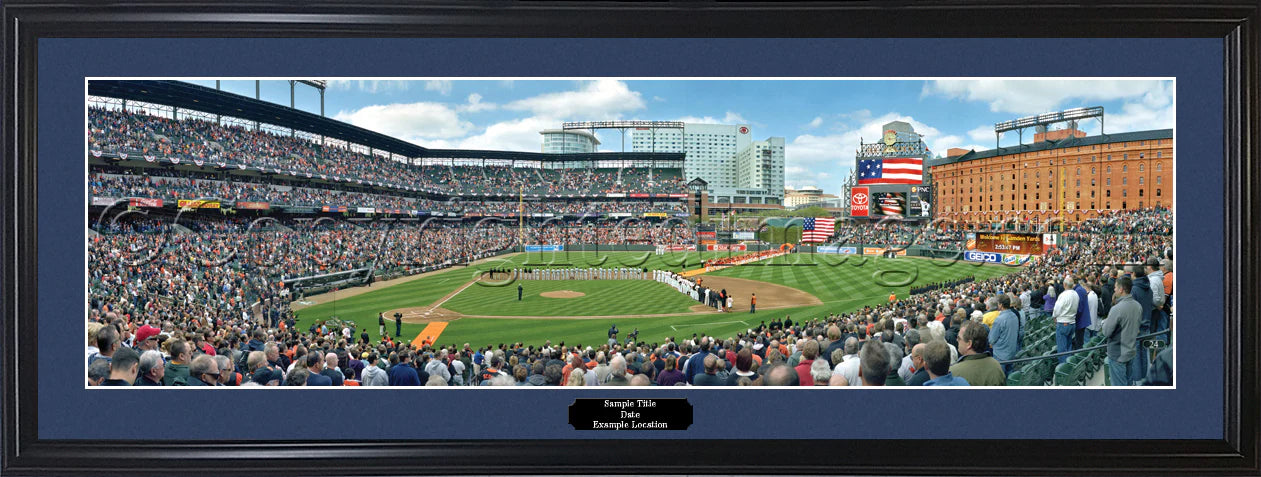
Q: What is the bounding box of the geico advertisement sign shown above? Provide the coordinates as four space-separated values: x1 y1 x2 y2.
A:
964 251 1003 263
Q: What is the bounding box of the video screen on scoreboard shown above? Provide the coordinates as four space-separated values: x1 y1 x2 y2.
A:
967 233 1044 255
872 192 907 217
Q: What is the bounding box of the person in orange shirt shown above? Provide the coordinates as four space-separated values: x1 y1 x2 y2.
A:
750 293 757 314
889 292 897 303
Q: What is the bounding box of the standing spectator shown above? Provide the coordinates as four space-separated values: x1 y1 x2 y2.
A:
361 355 389 386
832 337 862 386
882 343 905 386
89 326 119 367
163 339 192 386
1127 265 1155 384
88 359 110 386
321 353 344 386
922 341 969 386
133 325 161 354
950 321 1006 386
1052 277 1080 363
215 355 240 386
1086 280 1102 342
898 329 922 382
135 350 166 386
858 341 891 386
426 351 452 383
1072 278 1091 351
1101 276 1141 386
186 355 219 387
304 353 333 386
656 356 685 387
989 294 1021 374
793 340 819 386
725 349 757 386
1146 257 1168 340
100 347 140 386
388 352 421 386
905 344 931 386
693 355 724 386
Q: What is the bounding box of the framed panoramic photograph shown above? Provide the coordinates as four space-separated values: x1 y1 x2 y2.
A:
3 2 1258 476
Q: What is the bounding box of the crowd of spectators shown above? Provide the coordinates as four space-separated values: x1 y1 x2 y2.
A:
90 169 687 216
89 107 688 196
86 132 1173 389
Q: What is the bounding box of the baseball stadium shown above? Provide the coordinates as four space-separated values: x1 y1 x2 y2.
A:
86 79 1172 388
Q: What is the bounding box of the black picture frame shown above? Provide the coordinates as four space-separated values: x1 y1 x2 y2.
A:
3 1 1258 475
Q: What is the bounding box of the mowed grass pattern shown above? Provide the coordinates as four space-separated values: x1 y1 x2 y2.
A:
707 253 1018 308
294 251 1023 349
443 280 699 317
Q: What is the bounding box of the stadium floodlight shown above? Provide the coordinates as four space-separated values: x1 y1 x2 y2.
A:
994 106 1103 149
296 80 327 90
562 121 685 130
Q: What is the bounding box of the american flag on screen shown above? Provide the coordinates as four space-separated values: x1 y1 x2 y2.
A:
802 217 835 243
879 194 905 216
857 158 923 185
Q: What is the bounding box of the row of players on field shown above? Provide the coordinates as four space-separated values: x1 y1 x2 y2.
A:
501 268 651 281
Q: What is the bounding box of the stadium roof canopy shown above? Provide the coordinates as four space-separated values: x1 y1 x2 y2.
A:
927 129 1172 167
88 80 430 158
422 149 684 163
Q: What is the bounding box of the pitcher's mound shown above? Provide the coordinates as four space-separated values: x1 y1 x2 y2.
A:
541 290 585 298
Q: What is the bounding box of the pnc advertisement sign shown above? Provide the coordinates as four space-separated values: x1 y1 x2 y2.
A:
964 251 1003 263
850 187 869 217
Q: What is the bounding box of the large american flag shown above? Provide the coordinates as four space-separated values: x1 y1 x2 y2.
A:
857 158 923 185
802 217 835 243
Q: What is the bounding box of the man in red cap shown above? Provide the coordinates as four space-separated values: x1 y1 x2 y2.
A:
133 324 161 353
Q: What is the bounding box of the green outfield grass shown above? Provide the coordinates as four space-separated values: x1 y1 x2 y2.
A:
443 279 699 317
706 253 1017 308
294 251 1023 350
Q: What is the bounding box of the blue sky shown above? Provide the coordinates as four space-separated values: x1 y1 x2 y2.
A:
185 79 1173 195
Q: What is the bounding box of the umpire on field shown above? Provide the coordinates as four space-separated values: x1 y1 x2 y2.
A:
394 312 403 337
518 284 524 301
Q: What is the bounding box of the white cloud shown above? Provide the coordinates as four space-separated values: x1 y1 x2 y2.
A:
673 111 748 125
967 125 994 142
922 79 1172 115
785 111 978 191
326 80 411 94
459 93 497 113
424 80 453 96
805 116 824 129
452 116 555 152
504 79 645 119
333 102 473 141
652 96 666 103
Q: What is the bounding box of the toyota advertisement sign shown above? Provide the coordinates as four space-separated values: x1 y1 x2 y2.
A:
850 187 869 217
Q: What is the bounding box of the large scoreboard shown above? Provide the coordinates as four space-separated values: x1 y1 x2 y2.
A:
966 233 1044 255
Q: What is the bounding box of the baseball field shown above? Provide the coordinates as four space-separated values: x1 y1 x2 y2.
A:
290 250 1022 349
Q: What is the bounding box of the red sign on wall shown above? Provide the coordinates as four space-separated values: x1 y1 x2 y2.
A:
850 187 869 217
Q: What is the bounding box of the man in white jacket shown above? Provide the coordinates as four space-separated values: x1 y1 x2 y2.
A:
1053 277 1080 364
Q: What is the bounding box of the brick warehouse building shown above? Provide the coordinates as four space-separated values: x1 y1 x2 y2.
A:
928 128 1172 223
